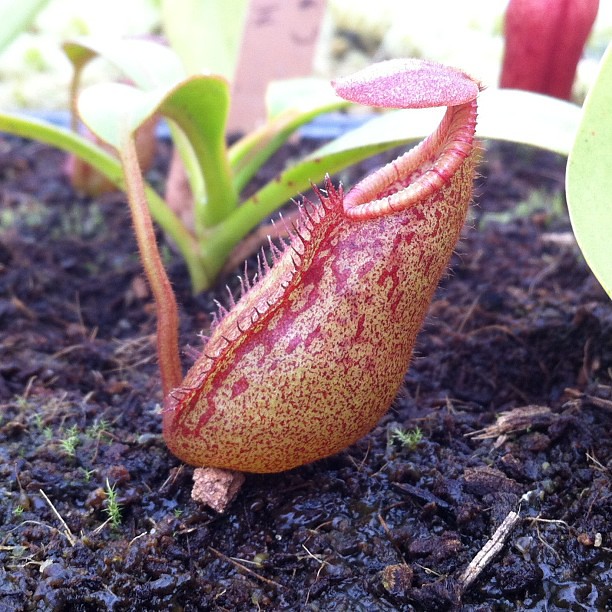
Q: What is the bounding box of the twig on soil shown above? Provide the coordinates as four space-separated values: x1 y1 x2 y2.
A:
541 231 576 247
159 465 186 493
459 510 521 591
466 405 556 445
528 515 571 560
528 257 561 294
565 386 612 413
300 543 329 577
91 516 113 536
112 335 157 373
586 451 608 473
378 512 404 560
39 489 76 547
300 543 330 606
209 546 285 590
347 439 372 472
528 516 570 529
128 532 149 547
22 375 37 399
9 296 37 321
415 563 445 578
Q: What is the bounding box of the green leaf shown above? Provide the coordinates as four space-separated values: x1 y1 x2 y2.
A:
566 43 612 298
221 135 410 245
63 38 186 91
477 88 580 156
62 38 186 137
78 75 236 228
310 88 580 159
77 82 157 148
160 0 248 78
229 78 348 192
159 76 236 227
0 0 50 53
265 78 344 119
63 38 207 222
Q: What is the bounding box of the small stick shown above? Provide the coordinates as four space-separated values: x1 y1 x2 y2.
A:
209 546 285 590
39 489 76 547
459 510 521 591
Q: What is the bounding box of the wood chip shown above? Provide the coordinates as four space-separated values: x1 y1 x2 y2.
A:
191 467 245 513
467 405 556 442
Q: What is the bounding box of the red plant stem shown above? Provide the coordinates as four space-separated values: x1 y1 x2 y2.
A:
119 135 182 398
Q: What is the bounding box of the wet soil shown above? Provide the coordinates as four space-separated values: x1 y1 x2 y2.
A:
0 134 610 611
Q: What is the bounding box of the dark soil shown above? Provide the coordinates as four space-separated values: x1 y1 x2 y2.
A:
0 132 610 611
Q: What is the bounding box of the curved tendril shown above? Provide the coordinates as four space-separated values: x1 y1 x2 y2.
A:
343 99 478 221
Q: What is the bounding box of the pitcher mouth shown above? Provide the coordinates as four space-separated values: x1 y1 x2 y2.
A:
342 99 478 221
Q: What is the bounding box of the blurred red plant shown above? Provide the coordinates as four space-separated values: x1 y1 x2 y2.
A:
500 0 599 100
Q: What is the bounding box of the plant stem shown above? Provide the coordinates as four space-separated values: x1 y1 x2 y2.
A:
119 133 182 397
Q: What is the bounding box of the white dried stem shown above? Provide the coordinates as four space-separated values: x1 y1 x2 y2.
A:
459 510 521 591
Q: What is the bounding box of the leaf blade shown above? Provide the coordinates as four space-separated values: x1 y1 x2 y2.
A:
0 0 50 52
566 44 612 298
78 75 236 228
160 0 248 78
63 38 186 91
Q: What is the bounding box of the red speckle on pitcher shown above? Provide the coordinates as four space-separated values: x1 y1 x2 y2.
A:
163 59 480 473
